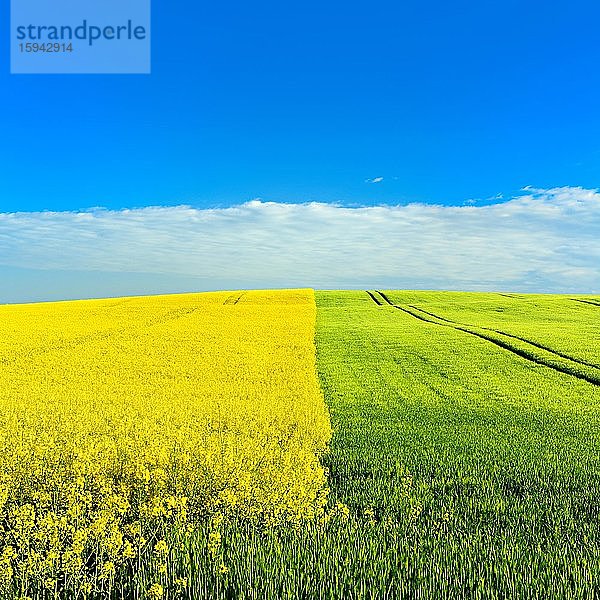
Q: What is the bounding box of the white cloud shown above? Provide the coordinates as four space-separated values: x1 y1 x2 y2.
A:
0 186 599 300
366 177 384 183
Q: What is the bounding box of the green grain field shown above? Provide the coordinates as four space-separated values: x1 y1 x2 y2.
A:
316 290 600 598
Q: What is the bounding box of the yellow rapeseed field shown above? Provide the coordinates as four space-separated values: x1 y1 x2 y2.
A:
0 289 331 597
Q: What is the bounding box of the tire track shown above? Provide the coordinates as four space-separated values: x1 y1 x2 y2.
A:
223 292 246 305
376 291 395 306
371 291 600 387
408 305 455 324
366 291 383 306
480 328 600 370
406 305 600 371
571 298 600 308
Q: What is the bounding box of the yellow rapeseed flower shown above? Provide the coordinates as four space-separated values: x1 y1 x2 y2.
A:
0 290 331 595
147 582 164 599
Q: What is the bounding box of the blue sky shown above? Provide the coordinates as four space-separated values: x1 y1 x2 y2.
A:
3 0 600 212
1 1 600 300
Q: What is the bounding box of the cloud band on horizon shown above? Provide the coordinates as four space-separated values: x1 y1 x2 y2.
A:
0 186 599 301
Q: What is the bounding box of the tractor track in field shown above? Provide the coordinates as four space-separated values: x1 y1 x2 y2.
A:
366 291 383 306
369 290 600 387
379 291 599 367
408 305 455 323
406 305 600 371
571 298 600 308
375 291 395 306
479 328 600 370
223 292 246 305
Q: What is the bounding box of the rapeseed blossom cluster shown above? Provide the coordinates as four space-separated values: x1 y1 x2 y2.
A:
0 290 331 597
